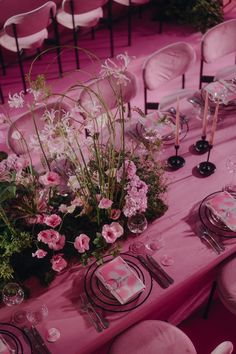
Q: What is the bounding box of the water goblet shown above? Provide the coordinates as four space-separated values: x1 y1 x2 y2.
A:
26 303 49 326
2 282 26 324
224 154 236 195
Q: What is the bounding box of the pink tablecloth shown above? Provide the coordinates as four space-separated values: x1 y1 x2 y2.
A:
1 105 236 354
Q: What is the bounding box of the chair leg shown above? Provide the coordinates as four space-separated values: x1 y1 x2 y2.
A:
91 27 95 40
203 281 217 320
0 48 6 76
108 0 114 58
12 24 27 93
51 10 63 78
73 27 80 70
0 85 4 104
144 87 147 115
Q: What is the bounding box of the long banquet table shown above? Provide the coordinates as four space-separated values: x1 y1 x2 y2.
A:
0 101 236 354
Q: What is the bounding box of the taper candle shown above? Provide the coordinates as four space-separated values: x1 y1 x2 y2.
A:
202 91 209 137
209 100 220 145
175 97 180 146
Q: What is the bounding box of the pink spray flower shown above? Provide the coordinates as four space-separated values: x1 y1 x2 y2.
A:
32 249 47 259
37 229 65 251
74 234 90 253
110 209 121 220
98 198 113 209
51 254 67 272
44 214 62 228
39 171 61 186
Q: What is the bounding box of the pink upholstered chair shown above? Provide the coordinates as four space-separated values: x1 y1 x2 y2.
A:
108 320 233 354
56 0 114 69
142 42 196 114
7 100 71 155
0 1 62 94
112 0 151 46
199 19 236 89
78 70 137 118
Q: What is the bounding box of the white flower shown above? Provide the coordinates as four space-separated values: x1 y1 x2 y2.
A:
99 52 133 85
27 88 42 101
8 91 25 108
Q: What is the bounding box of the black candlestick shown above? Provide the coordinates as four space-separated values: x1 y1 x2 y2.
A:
167 145 185 170
197 144 216 176
194 135 210 154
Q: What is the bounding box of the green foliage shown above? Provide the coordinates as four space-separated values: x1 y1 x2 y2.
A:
163 0 223 33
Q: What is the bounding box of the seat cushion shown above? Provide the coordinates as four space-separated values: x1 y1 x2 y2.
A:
109 320 197 354
217 256 236 315
0 29 48 52
56 7 103 29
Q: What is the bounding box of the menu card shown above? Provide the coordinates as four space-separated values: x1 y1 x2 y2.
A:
206 191 236 232
95 256 145 304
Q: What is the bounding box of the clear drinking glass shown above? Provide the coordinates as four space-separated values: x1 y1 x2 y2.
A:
127 213 148 235
2 282 26 324
224 154 236 194
26 303 48 326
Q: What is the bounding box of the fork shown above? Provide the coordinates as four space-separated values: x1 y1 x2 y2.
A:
80 295 103 333
198 226 224 254
202 227 225 252
81 294 109 330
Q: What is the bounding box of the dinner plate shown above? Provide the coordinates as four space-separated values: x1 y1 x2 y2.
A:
0 322 33 354
198 191 236 238
84 253 153 312
135 113 188 145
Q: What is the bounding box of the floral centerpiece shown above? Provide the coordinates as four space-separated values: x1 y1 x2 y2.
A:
0 53 167 286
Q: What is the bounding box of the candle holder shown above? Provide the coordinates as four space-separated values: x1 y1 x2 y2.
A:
194 135 210 154
167 145 185 170
197 144 216 176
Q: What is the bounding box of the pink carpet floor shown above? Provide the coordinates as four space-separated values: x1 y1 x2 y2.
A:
1 3 236 353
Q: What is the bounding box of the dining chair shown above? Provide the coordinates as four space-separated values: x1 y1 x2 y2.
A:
112 0 151 47
203 254 236 320
0 85 4 104
108 320 234 354
0 1 62 94
78 70 137 119
142 42 196 115
56 0 114 70
199 18 236 89
7 100 71 155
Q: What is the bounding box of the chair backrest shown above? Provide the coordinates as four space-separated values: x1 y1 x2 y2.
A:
3 1 56 38
143 42 196 91
210 341 234 354
201 19 236 64
79 71 137 114
62 0 108 14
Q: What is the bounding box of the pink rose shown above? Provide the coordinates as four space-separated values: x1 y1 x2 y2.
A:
32 249 47 258
102 222 124 243
36 214 45 224
37 229 65 251
44 214 62 228
110 209 121 220
39 171 61 186
51 254 67 272
74 234 90 253
98 198 113 209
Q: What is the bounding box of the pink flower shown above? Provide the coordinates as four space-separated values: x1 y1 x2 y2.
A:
102 222 124 243
110 209 121 220
37 229 65 251
117 160 137 182
51 254 67 272
98 198 113 209
32 249 47 258
44 214 62 228
74 234 90 253
39 171 61 186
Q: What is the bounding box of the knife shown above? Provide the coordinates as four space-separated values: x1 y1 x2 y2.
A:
23 327 42 354
146 255 174 285
31 326 52 354
137 255 169 289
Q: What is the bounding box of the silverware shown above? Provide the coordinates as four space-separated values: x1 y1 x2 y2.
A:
23 327 42 354
31 326 52 354
198 229 221 254
146 255 174 285
80 295 103 333
137 255 169 289
84 297 109 330
202 227 225 253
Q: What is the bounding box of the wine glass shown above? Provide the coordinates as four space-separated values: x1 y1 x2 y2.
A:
224 154 236 195
2 282 26 324
26 303 49 326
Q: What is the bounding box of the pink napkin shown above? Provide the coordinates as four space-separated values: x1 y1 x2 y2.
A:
206 191 236 232
95 256 145 304
0 336 12 354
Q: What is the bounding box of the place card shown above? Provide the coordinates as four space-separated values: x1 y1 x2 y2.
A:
206 191 236 231
95 256 145 304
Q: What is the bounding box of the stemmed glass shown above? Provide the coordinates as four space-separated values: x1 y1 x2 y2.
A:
128 213 164 255
224 154 236 194
2 282 26 324
26 303 49 326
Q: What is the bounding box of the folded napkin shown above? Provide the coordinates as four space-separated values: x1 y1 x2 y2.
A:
206 191 236 232
0 336 12 354
204 81 236 104
139 111 175 140
95 256 145 304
